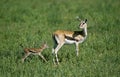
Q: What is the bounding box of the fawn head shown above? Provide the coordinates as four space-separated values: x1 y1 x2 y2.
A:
42 42 49 49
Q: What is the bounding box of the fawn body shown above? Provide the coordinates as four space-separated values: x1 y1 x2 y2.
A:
22 43 48 63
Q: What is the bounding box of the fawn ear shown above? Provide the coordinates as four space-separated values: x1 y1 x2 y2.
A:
85 19 87 23
43 41 47 44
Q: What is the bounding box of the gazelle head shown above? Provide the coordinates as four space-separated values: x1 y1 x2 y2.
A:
76 17 87 29
79 19 87 29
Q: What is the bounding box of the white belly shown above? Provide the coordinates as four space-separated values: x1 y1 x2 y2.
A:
65 38 85 44
65 39 76 44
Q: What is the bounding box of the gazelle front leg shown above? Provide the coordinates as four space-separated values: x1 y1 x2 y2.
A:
54 42 64 64
75 42 79 56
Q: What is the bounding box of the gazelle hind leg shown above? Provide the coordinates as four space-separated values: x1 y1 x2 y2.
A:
54 43 64 64
52 35 65 64
52 35 60 64
52 48 56 64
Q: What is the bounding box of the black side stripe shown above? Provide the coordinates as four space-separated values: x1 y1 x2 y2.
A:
73 31 85 37
65 35 79 42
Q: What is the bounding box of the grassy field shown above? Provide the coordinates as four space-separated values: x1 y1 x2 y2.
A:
0 0 120 77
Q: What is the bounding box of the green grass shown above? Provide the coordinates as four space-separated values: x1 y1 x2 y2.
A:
0 0 120 77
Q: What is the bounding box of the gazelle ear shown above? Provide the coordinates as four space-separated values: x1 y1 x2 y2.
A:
85 19 87 23
76 16 81 21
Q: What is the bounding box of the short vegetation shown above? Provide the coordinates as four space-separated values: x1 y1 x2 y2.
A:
0 0 119 77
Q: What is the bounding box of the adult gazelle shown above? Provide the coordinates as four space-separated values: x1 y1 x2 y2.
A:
52 18 88 64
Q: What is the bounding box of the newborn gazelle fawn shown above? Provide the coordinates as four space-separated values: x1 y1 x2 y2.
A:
22 43 48 63
52 18 88 64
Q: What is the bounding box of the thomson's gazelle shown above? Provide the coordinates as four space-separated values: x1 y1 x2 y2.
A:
52 18 88 64
22 43 48 63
